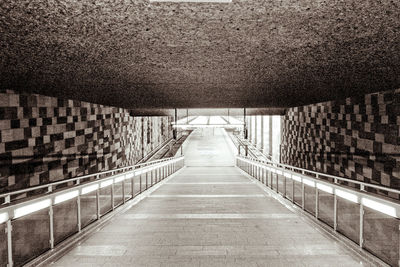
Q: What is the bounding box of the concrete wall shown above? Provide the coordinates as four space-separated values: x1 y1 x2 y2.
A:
0 90 172 193
281 89 400 193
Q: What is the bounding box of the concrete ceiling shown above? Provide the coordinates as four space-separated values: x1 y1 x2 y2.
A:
0 0 399 109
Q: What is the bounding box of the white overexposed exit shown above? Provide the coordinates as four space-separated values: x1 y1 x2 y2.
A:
183 127 235 167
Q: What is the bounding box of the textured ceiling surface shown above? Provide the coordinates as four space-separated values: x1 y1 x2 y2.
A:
0 0 399 108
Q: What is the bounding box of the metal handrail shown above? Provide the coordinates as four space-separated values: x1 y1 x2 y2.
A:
0 156 185 267
236 155 399 266
239 155 400 195
230 133 269 160
0 156 177 203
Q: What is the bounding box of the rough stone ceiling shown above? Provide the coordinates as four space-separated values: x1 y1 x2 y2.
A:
0 0 399 109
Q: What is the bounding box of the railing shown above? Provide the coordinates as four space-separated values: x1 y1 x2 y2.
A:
228 132 274 162
0 156 185 267
237 155 400 267
0 157 176 205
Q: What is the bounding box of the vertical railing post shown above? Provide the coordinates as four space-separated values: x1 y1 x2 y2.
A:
292 176 295 203
360 203 364 248
76 180 81 232
334 178 338 231
122 179 126 203
269 171 272 188
111 183 115 210
48 184 55 249
315 187 319 219
49 205 54 249
96 188 101 219
146 171 148 190
398 223 400 267
131 174 135 198
6 218 13 267
256 166 258 180
263 167 265 184
301 180 305 210
139 174 142 193
284 173 287 197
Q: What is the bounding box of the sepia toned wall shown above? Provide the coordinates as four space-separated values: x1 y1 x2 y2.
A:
0 90 173 193
281 88 400 195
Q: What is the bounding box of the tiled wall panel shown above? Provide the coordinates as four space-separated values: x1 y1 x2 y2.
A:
0 90 172 193
281 89 400 194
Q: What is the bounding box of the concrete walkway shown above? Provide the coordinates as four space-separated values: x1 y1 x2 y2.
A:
49 129 368 267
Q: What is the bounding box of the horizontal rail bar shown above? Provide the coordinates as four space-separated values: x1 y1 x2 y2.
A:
237 156 400 218
239 155 400 195
0 156 178 201
0 157 184 218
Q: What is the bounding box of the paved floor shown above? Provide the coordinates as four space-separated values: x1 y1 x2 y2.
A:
49 129 369 267
183 128 235 167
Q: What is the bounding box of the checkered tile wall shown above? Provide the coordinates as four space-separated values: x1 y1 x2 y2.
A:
0 90 172 193
281 89 400 195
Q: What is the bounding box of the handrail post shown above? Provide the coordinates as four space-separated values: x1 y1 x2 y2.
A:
5 195 10 204
283 171 287 197
6 218 13 267
131 171 135 198
76 180 81 232
122 179 126 203
111 181 115 210
151 169 154 187
334 178 338 231
315 186 319 219
292 175 295 203
145 170 148 189
96 188 100 220
360 203 364 248
301 179 305 210
49 205 54 249
139 173 142 193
